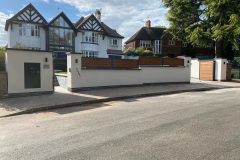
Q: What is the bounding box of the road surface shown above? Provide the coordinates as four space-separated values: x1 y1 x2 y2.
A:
1 88 240 160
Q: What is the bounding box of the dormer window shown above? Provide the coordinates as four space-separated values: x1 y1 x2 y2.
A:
110 39 118 46
19 24 40 37
169 40 175 45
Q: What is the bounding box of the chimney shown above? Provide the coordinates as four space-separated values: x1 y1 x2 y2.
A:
145 20 151 28
95 9 101 23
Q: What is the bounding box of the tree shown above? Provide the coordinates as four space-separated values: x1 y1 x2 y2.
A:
162 0 240 58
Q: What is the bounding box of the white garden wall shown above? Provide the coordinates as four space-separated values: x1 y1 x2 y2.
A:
5 49 53 95
67 54 191 91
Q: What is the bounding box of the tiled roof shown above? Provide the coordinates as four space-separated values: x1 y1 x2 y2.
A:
101 22 124 38
125 27 166 44
107 50 124 55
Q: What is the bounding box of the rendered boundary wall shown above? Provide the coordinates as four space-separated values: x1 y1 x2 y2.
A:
190 58 228 81
5 49 53 97
67 54 191 91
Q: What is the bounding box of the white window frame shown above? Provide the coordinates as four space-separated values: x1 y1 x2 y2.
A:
169 40 175 45
182 42 187 47
19 23 39 37
110 39 118 46
82 32 98 43
154 40 161 54
140 40 151 48
82 50 98 58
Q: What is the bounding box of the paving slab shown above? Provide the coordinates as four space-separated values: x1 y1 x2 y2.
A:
0 82 238 118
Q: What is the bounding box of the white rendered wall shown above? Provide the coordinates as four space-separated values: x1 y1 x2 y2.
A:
215 58 228 81
191 59 200 79
7 24 46 50
67 54 191 89
75 32 123 58
5 50 53 94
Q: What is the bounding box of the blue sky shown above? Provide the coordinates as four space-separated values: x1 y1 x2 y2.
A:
0 0 169 46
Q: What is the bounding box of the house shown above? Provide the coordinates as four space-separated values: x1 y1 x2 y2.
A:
125 20 215 58
5 3 125 59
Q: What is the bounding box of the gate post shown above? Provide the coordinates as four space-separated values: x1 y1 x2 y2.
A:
67 52 82 92
214 58 228 81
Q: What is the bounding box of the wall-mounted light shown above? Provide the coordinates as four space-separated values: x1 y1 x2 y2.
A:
224 62 226 64
187 60 190 63
45 58 48 62
76 59 78 63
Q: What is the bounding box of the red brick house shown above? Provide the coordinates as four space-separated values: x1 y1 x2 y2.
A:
125 20 215 58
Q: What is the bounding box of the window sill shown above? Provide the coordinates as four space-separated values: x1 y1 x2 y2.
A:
81 42 99 45
110 45 118 47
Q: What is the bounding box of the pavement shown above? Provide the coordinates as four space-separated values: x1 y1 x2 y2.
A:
1 88 240 159
0 79 240 118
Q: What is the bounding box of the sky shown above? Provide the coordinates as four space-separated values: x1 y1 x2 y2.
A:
0 0 169 47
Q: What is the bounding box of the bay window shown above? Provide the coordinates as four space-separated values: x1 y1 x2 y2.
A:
82 32 98 43
109 39 118 46
19 24 40 37
140 40 151 48
82 51 98 58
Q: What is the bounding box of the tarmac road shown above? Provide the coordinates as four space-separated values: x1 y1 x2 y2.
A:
1 88 240 160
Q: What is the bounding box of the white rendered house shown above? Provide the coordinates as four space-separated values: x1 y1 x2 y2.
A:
5 3 125 58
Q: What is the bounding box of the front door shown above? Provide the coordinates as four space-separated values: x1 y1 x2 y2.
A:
24 63 41 89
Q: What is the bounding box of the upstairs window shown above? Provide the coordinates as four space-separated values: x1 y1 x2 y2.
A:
140 40 151 48
109 39 118 46
182 42 187 47
169 40 175 45
82 32 98 43
19 24 40 37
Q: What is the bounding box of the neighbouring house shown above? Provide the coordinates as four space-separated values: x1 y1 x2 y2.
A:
5 3 124 59
125 20 215 58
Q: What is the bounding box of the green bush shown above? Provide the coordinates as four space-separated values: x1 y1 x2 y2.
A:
234 57 240 64
126 47 154 57
0 47 5 71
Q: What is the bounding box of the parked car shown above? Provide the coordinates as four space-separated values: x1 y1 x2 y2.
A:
53 51 67 72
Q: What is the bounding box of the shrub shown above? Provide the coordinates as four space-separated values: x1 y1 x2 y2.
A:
0 47 5 71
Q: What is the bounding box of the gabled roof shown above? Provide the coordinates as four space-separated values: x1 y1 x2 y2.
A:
74 14 124 38
125 27 166 44
5 3 47 31
48 11 77 34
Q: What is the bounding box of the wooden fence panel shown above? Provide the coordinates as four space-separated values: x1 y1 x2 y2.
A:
226 63 232 81
82 57 111 68
200 61 214 80
139 57 162 65
113 59 139 68
163 58 184 66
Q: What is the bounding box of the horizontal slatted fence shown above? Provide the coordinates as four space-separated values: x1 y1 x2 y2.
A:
163 58 184 66
82 57 111 68
113 59 139 68
139 57 162 65
200 61 214 80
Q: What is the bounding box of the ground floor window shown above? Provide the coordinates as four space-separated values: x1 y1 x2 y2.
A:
140 40 151 48
82 51 98 58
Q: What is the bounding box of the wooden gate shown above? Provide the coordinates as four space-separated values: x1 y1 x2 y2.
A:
226 63 232 81
199 61 215 81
